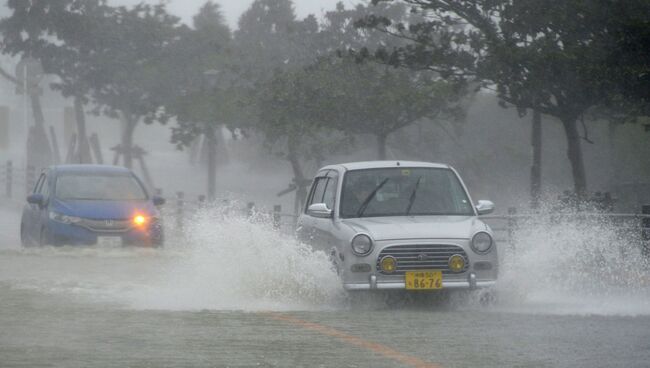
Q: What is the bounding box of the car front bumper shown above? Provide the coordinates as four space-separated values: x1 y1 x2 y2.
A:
343 272 496 291
46 220 163 246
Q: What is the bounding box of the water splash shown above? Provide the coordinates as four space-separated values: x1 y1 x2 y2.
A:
122 205 346 311
0 204 346 312
493 206 650 316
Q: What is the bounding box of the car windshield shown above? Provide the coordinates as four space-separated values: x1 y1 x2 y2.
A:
55 173 147 201
340 168 474 218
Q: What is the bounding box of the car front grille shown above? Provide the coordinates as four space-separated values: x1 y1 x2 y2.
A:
78 218 132 233
376 244 469 275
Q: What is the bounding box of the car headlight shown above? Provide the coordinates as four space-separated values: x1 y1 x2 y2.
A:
49 212 82 224
471 232 493 254
351 234 373 256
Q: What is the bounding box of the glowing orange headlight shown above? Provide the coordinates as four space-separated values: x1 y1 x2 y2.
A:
133 214 147 226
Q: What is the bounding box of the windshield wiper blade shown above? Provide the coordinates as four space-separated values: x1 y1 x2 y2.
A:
357 178 389 218
405 176 422 216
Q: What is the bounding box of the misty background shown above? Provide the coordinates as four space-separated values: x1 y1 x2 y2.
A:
0 0 648 215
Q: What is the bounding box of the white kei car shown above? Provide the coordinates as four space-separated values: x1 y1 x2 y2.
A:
297 161 498 292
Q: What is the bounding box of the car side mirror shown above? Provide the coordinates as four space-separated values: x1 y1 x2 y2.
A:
27 193 45 207
308 203 333 218
152 196 166 206
476 200 495 215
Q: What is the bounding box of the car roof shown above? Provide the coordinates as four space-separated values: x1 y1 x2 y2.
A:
319 161 450 172
49 164 132 175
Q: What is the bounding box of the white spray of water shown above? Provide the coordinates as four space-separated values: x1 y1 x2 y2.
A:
3 203 649 315
494 209 650 316
121 206 346 311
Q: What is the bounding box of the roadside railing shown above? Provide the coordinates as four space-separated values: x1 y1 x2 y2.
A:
0 160 39 203
2 160 648 253
151 189 298 234
481 206 650 256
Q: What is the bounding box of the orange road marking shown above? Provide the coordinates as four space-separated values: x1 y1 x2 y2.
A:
262 312 443 368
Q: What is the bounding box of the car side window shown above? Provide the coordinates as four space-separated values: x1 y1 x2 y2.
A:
40 174 50 199
322 174 338 211
33 174 45 194
307 177 328 209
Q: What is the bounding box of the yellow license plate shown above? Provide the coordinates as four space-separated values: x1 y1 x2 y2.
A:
405 270 443 290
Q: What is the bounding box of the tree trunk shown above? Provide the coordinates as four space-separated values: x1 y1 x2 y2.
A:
28 94 53 169
73 96 92 164
287 136 307 217
121 113 137 169
561 117 588 200
530 108 542 209
608 121 617 189
205 125 217 201
377 133 387 160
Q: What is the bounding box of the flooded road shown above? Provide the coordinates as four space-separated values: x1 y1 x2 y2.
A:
1 205 650 368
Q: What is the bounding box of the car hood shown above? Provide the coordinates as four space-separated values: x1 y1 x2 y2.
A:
51 198 155 220
340 216 484 241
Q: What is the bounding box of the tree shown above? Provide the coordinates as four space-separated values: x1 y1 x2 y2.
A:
0 0 65 168
308 56 464 159
88 3 183 170
360 0 649 199
603 4 650 117
0 0 116 165
158 1 245 200
234 0 327 209
234 0 318 85
257 67 350 214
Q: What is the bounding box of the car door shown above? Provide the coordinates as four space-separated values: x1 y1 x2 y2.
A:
24 172 45 239
301 171 339 252
36 171 52 232
296 172 329 245
311 170 339 251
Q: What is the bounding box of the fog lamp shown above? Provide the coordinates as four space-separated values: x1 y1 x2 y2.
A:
133 214 147 226
448 254 465 273
380 256 397 273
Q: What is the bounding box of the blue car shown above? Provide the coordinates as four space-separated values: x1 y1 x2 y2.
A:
20 165 165 247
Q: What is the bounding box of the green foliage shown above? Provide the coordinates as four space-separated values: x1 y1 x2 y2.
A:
0 0 112 100
234 0 319 85
86 3 184 122
363 0 649 119
310 56 463 137
257 66 350 163
159 2 249 149
361 0 650 195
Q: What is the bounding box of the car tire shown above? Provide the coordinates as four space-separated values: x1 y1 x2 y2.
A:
38 227 49 247
20 224 31 247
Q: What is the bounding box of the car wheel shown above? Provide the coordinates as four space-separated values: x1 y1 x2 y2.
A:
20 224 31 247
38 227 49 247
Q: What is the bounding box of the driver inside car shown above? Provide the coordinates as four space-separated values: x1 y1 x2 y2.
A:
341 176 376 216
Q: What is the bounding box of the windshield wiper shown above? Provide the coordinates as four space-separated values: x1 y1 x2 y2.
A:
405 176 422 216
357 178 389 218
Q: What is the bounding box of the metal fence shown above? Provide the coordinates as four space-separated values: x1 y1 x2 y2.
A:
481 207 650 255
0 161 39 202
150 190 298 234
3 160 648 251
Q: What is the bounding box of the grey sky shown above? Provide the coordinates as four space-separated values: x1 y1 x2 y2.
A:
110 0 361 29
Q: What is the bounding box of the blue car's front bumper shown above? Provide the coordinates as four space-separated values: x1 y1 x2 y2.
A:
45 220 163 247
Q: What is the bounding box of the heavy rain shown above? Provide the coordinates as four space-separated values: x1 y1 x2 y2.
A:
0 1 649 367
